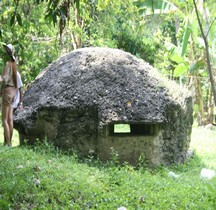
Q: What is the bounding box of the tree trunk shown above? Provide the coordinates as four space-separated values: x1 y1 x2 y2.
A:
71 0 82 49
188 26 206 125
207 88 214 123
195 76 205 125
193 0 216 107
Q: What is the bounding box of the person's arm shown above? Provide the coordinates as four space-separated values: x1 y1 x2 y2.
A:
17 87 23 110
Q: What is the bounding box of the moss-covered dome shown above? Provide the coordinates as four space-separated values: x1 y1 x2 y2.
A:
14 47 193 165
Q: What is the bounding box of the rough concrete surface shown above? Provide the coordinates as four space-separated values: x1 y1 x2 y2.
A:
14 47 193 165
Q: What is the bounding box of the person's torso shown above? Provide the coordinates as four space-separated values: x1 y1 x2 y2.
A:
2 61 16 87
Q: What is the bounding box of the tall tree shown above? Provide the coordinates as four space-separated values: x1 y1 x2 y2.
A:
133 0 216 124
193 0 216 107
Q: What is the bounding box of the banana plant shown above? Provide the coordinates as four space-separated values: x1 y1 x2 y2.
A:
133 0 216 124
133 0 215 76
193 0 216 109
133 0 178 15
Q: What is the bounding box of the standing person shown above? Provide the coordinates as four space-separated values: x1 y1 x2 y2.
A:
13 71 23 111
3 71 23 145
0 44 17 146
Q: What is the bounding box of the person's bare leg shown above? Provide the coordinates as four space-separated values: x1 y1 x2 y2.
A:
2 104 11 146
4 133 6 145
8 104 14 145
2 114 6 145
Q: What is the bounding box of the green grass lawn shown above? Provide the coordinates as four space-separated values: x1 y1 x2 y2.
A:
0 125 216 209
190 127 216 169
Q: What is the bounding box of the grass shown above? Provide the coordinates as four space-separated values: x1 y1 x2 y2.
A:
190 127 216 169
0 125 216 209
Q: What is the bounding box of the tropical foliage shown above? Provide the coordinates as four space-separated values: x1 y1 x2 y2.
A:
0 0 60 83
133 0 216 125
0 0 215 124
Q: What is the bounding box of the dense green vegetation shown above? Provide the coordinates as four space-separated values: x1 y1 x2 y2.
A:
0 127 216 209
0 0 215 125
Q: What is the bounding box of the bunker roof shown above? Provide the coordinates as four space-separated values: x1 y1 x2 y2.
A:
16 47 191 126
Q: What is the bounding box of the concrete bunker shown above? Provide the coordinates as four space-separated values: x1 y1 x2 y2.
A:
14 47 193 165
